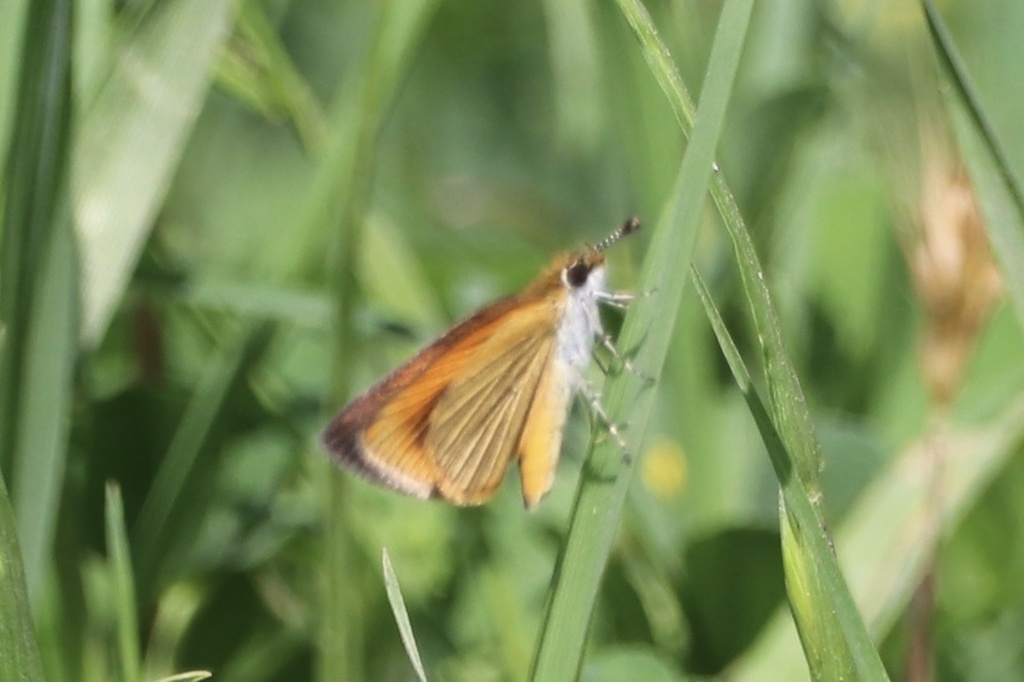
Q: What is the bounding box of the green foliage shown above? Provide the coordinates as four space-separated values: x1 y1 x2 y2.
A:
2 0 1024 680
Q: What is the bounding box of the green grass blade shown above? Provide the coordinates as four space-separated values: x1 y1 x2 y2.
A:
732 395 1024 679
131 322 274 596
105 483 141 682
922 0 1024 325
216 1 327 151
382 549 428 682
0 0 29 159
619 0 823 495
0 0 77 606
531 0 754 678
74 0 234 347
318 2 441 681
613 0 889 675
691 270 888 680
13 211 78 606
0 471 44 681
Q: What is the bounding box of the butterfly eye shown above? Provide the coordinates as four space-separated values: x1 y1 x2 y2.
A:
565 260 591 288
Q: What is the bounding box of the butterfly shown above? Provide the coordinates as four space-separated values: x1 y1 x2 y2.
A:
322 218 640 509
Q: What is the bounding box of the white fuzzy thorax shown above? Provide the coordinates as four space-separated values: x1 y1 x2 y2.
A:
555 265 606 385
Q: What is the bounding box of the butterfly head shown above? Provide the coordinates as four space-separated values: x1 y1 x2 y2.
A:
559 217 641 291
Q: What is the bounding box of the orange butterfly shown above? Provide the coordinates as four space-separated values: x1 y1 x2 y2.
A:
322 218 640 509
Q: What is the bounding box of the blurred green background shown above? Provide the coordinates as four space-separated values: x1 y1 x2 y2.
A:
2 0 1023 680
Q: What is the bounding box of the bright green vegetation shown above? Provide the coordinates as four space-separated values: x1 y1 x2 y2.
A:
2 1 1024 680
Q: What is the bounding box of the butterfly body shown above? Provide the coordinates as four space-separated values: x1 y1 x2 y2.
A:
322 220 638 509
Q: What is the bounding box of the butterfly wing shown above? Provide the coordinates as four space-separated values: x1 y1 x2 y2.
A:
322 294 564 505
426 311 556 503
516 349 573 508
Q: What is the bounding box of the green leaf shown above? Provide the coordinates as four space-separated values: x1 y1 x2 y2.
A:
531 0 754 678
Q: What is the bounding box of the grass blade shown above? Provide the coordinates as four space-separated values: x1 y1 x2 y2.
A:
692 270 889 680
531 0 753 677
0 0 29 157
75 0 234 347
732 395 1024 679
922 0 1024 325
0 0 77 606
382 549 428 682
131 322 274 596
13 212 78 606
318 1 441 680
0 471 44 681
105 483 141 682
614 0 891 675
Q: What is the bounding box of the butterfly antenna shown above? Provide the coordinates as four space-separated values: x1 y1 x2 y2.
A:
594 217 641 253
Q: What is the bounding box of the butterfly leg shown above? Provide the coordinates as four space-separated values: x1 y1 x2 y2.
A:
596 331 638 376
594 331 658 385
594 287 656 309
575 377 632 464
594 291 635 309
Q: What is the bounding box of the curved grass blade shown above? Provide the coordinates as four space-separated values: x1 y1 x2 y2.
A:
617 0 823 493
691 270 888 680
732 395 1024 679
531 0 754 677
382 549 428 682
613 0 890 676
922 0 1024 325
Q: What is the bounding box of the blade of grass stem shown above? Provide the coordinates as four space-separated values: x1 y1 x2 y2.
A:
155 673 213 682
922 0 1024 325
615 0 889 675
732 395 1024 679
691 270 888 680
531 1 753 678
131 322 273 598
382 549 428 682
74 0 234 347
105 483 141 682
318 2 441 681
0 0 77 607
0 0 29 157
12 210 78 607
616 0 823 492
0 471 44 681
216 1 327 150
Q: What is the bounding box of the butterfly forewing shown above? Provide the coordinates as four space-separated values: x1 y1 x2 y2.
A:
324 300 516 498
328 293 565 505
428 317 556 503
